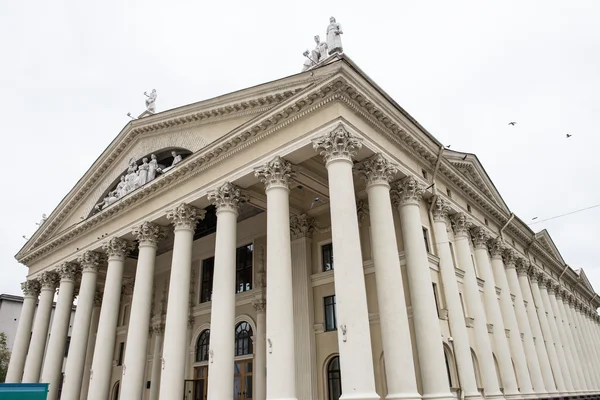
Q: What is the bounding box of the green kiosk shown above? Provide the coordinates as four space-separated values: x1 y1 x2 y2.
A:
0 383 49 399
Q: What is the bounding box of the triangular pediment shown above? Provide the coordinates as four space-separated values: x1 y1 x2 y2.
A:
534 229 565 264
444 151 510 212
575 268 595 294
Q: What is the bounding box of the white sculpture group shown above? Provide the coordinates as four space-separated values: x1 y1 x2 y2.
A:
144 89 157 113
302 17 343 71
95 151 183 211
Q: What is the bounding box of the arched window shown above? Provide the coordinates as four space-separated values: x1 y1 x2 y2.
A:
443 344 455 388
235 322 253 356
327 356 342 400
112 381 120 400
195 329 210 362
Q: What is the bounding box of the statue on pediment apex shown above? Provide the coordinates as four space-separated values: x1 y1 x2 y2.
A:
144 89 157 113
326 17 343 55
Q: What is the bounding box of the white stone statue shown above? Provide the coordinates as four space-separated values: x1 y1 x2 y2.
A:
171 151 182 166
36 214 48 226
116 176 127 198
144 89 157 113
125 158 139 189
138 158 149 186
148 154 159 181
314 35 328 61
326 17 343 55
301 51 314 72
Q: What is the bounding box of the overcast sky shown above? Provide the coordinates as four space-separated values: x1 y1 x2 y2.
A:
1 1 599 297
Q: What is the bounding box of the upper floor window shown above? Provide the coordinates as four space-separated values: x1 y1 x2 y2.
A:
235 322 253 356
446 188 452 198
117 342 125 366
236 244 253 293
432 283 441 318
200 257 215 303
422 169 428 180
195 329 210 362
324 295 337 331
422 227 431 253
322 243 334 272
467 204 472 213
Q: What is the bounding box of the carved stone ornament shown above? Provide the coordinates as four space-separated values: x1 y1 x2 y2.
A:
39 271 60 290
528 266 541 283
153 323 165 335
470 226 488 250
356 199 369 225
254 156 295 190
166 203 205 231
537 273 547 289
58 262 80 282
431 197 451 222
94 290 104 307
207 182 246 213
487 237 504 259
77 251 103 273
253 298 266 312
502 249 516 268
555 287 563 301
515 258 530 277
353 153 398 187
103 237 135 259
312 124 363 164
451 213 471 238
391 176 424 207
21 280 41 297
290 214 316 240
546 278 557 295
188 316 195 329
133 221 167 245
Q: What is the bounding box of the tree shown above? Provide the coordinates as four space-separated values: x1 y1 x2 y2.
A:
0 332 10 383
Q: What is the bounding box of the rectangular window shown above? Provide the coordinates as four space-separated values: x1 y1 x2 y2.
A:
432 283 441 318
117 342 125 366
324 295 337 331
467 204 472 213
64 336 71 357
422 169 428 179
200 257 215 303
322 243 334 272
422 227 430 253
471 255 478 277
459 293 467 316
484 218 489 226
236 244 253 294
449 242 456 268
446 188 452 198
121 304 130 327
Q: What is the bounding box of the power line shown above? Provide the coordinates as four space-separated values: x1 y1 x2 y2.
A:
528 203 600 225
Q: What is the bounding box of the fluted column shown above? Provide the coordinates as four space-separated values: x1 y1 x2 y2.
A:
528 268 566 394
451 214 503 400
584 308 600 388
160 203 203 400
470 228 519 399
41 262 79 400
88 238 134 400
312 125 379 400
79 291 102 400
355 154 420 400
563 295 592 391
430 200 481 400
205 183 242 400
61 252 103 400
5 280 40 382
255 156 298 400
539 278 574 395
503 253 547 397
22 271 58 383
574 303 598 389
120 222 166 399
149 323 164 400
487 241 535 398
515 259 557 396
579 307 600 389
253 299 267 400
289 215 317 400
553 288 583 393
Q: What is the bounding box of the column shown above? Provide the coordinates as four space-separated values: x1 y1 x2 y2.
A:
312 125 379 400
22 271 58 383
61 252 102 400
289 215 317 400
470 228 519 399
487 241 535 398
538 278 574 395
563 294 592 391
41 262 79 400
255 156 298 400
573 303 598 389
160 203 203 400
5 280 40 382
253 299 267 400
430 200 481 400
120 222 166 400
528 268 566 394
450 214 503 400
553 288 583 393
515 259 558 396
579 307 600 389
205 183 242 400
79 291 102 400
586 310 600 387
88 237 134 400
149 323 164 400
503 253 548 397
355 154 421 400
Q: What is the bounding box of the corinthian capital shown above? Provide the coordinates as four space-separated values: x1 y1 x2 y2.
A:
451 213 471 238
21 280 41 297
546 279 557 295
487 237 504 259
515 258 530 276
431 197 451 223
528 266 541 283
290 214 316 240
470 226 489 250
77 251 104 273
167 204 204 231
502 249 516 268
312 124 363 164
133 221 167 245
254 156 295 190
207 182 246 213
354 153 398 187
58 262 80 282
103 237 135 259
391 176 424 206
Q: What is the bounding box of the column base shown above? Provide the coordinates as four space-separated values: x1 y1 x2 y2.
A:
482 392 505 400
519 392 539 399
386 392 422 400
422 392 459 400
340 393 380 400
463 391 484 400
504 392 524 400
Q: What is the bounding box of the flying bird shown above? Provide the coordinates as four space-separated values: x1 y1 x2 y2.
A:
445 144 451 149
508 122 517 126
462 155 468 160
532 217 538 220
310 197 324 209
566 134 572 138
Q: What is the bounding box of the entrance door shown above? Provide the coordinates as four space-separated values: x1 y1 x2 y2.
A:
233 360 253 399
192 366 208 400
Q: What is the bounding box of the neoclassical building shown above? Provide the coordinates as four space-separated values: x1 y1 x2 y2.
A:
7 54 600 400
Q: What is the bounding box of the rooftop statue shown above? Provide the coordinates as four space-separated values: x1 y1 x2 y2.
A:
144 89 157 113
326 17 343 55
301 17 342 71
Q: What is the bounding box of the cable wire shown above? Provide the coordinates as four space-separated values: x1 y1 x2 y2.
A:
528 203 600 225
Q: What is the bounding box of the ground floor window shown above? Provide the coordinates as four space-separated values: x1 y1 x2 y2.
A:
191 366 208 400
328 356 342 400
234 360 253 399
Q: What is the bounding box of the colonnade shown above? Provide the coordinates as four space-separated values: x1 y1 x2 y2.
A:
6 124 600 400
